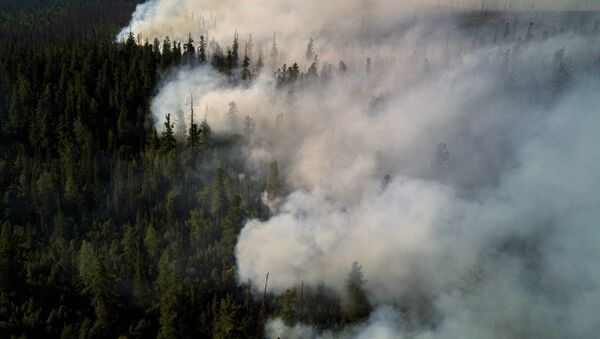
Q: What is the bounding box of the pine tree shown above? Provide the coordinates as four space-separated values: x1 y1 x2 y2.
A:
280 288 297 326
232 31 240 68
213 295 240 339
187 96 200 166
211 167 228 221
241 47 251 81
132 240 148 307
160 113 177 154
184 32 196 66
222 195 242 252
211 43 225 71
188 121 200 147
31 84 56 154
144 225 160 261
78 241 117 336
153 37 161 55
225 49 234 75
156 248 185 339
198 35 207 64
306 55 319 80
288 63 300 82
161 37 173 69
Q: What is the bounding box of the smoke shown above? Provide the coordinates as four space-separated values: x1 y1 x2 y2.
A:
118 0 600 43
121 1 600 338
257 78 600 338
267 306 410 339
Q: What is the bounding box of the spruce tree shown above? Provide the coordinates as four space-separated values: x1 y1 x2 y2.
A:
232 32 240 67
184 32 196 66
198 35 207 64
160 114 177 154
211 167 228 221
241 49 251 81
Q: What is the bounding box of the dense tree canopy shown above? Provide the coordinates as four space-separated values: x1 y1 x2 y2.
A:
0 1 360 338
1 1 583 338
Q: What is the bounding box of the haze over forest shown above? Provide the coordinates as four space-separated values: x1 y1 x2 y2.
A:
1 0 599 338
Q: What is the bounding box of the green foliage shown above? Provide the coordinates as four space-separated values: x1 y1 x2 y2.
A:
210 167 228 220
0 4 383 337
279 288 297 326
0 12 273 337
0 0 139 44
198 35 207 64
212 294 239 339
241 54 252 81
160 114 177 155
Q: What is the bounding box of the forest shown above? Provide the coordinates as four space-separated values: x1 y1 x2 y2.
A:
0 0 372 338
2 0 600 338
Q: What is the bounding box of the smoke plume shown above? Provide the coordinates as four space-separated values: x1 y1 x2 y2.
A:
121 1 600 338
118 0 600 43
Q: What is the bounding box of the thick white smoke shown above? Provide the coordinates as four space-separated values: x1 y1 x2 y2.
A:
118 0 600 44
121 1 600 338
255 79 600 338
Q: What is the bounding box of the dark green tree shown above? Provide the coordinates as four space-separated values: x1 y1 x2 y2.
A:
160 114 177 154
280 288 297 326
211 167 228 222
231 32 240 68
198 35 207 64
212 295 239 339
241 51 251 81
184 32 196 66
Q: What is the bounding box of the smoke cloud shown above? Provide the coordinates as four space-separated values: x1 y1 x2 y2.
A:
121 1 600 338
118 0 600 43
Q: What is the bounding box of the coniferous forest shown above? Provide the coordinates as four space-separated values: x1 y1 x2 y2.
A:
1 0 373 337
1 1 270 338
2 1 600 338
